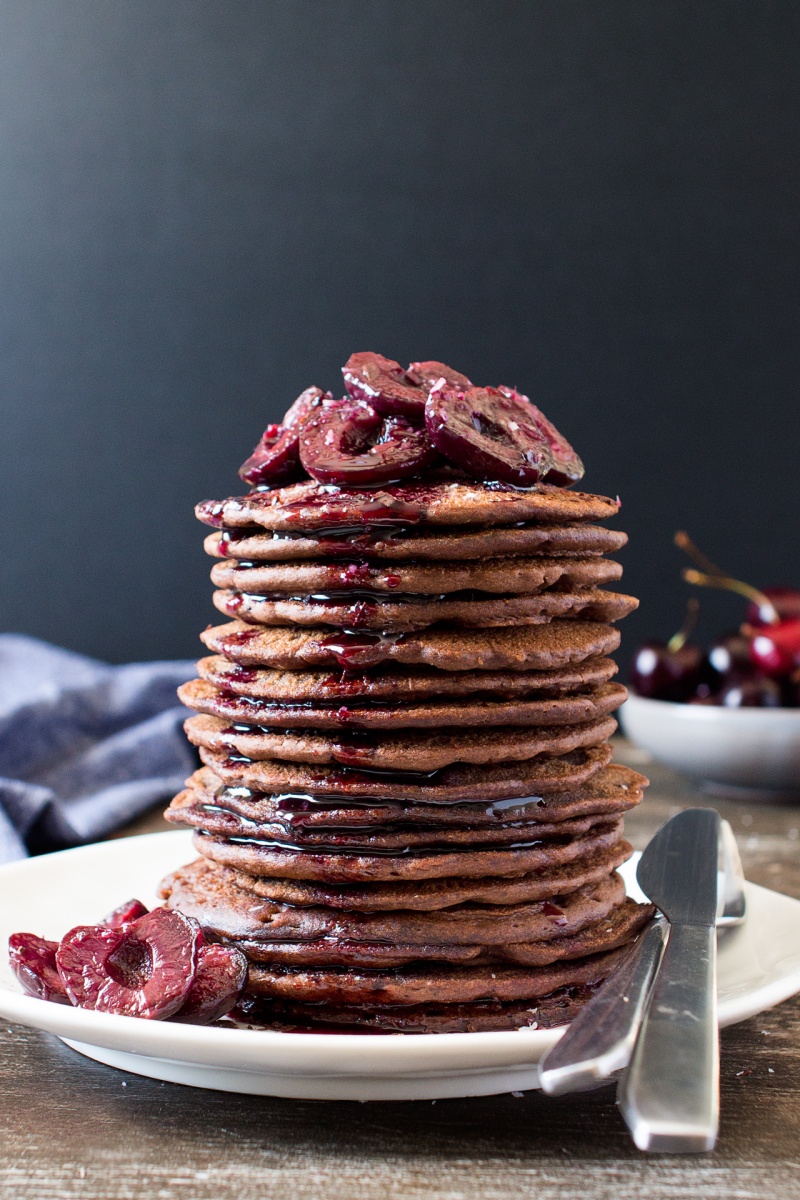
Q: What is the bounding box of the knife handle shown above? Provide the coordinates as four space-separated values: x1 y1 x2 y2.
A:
617 923 719 1153
538 918 668 1095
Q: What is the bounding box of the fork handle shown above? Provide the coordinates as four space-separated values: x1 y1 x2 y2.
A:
617 923 719 1153
538 918 667 1094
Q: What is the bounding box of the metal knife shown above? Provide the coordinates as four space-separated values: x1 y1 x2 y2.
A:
617 807 721 1153
538 817 743 1097
538 917 668 1095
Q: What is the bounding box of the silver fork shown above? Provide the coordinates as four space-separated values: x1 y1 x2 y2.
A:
538 818 746 1096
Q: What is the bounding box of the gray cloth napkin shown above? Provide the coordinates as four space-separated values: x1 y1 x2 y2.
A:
0 634 196 863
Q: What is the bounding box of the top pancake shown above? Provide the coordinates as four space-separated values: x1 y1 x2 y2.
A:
196 480 621 532
204 522 628 563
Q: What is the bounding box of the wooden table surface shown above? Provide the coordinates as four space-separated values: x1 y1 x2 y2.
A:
2 740 800 1200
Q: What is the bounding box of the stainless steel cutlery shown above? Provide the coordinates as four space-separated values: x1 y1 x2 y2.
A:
539 810 745 1153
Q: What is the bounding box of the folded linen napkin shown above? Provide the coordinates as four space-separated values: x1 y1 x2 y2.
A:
0 635 196 863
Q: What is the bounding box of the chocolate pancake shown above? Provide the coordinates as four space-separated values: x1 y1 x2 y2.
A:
212 585 639 631
191 817 625 882
208 527 630 566
200 619 622 672
169 793 623 851
171 762 646 829
196 839 634 910
221 900 652 969
160 857 625 945
185 712 618 769
201 743 614 801
238 941 486 967
196 654 619 700
228 984 612 1032
196 480 622 533
209 555 623 595
205 522 628 563
244 948 630 1005
179 677 627 730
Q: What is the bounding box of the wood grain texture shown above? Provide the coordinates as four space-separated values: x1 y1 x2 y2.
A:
3 739 800 1199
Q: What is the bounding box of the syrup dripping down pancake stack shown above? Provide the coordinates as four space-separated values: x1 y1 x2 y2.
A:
160 353 653 1033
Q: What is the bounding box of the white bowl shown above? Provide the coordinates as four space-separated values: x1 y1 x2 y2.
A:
620 693 800 799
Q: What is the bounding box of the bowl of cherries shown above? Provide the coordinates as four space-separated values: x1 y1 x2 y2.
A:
622 534 800 799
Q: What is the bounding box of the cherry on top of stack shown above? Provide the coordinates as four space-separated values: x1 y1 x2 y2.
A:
161 352 651 1034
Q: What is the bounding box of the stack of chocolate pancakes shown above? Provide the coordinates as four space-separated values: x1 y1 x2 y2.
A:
160 355 652 1033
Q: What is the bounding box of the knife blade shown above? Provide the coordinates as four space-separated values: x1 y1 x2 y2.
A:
617 807 720 1153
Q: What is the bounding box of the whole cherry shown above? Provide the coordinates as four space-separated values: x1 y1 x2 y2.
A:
749 619 800 678
707 630 753 680
676 531 800 680
717 675 783 708
745 586 800 628
630 599 708 702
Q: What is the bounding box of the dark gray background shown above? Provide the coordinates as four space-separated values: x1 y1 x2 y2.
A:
1 0 798 668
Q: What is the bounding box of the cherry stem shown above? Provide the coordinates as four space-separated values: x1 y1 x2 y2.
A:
667 596 700 653
673 531 727 578
675 530 781 625
681 568 781 624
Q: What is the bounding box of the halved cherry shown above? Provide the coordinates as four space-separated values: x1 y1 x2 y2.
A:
498 388 584 485
238 387 331 487
425 385 553 486
342 352 427 417
281 385 332 428
171 942 248 1025
56 908 199 1019
102 899 149 929
406 360 472 392
299 398 436 486
8 933 69 1003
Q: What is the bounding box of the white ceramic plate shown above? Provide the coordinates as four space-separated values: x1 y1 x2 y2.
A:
0 831 799 1101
